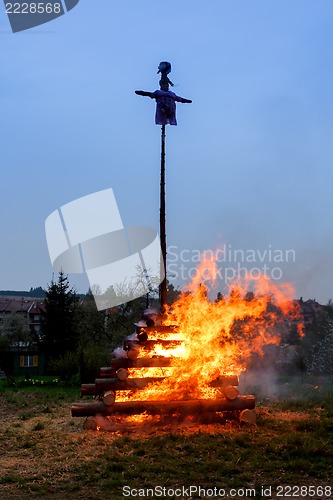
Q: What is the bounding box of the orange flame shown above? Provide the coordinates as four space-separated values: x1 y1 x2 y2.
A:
117 254 302 402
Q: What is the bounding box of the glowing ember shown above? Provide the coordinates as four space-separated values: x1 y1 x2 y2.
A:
125 412 151 424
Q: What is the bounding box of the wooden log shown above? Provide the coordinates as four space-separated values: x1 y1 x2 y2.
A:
104 363 239 376
100 376 237 390
127 348 139 360
83 416 137 432
112 396 255 416
83 416 116 431
116 368 128 381
124 339 182 350
100 367 118 378
223 385 240 401
128 357 173 367
83 417 99 430
137 331 148 342
102 390 116 406
95 377 165 392
71 395 255 417
74 402 114 417
101 357 173 374
81 384 97 396
83 374 238 396
101 364 122 375
137 325 179 334
72 402 112 417
239 409 257 425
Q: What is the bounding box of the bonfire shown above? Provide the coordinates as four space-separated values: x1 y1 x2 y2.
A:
72 255 302 431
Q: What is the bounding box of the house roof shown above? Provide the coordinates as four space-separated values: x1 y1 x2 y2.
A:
0 298 45 314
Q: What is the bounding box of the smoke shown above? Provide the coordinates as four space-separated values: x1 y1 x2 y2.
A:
239 368 280 400
239 367 333 402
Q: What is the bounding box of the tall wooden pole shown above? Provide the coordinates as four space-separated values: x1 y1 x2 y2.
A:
160 124 167 310
135 62 191 311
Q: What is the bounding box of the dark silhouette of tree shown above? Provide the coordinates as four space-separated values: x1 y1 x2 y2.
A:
166 281 181 306
28 286 45 297
302 300 333 373
40 272 78 363
0 314 31 345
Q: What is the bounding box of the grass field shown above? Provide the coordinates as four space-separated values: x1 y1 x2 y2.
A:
0 376 333 500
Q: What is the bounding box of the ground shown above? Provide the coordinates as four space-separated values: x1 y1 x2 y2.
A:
0 378 333 499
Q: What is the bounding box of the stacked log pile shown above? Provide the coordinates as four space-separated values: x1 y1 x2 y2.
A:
71 321 256 428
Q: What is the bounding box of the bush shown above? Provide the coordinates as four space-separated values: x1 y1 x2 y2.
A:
78 343 111 383
49 351 79 382
46 342 112 384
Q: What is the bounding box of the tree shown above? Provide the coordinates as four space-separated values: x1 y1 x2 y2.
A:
28 286 45 298
166 281 181 306
75 289 110 346
40 272 78 363
0 313 31 346
308 330 333 374
0 333 10 371
300 301 333 373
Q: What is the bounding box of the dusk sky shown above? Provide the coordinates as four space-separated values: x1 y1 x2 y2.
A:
1 0 333 303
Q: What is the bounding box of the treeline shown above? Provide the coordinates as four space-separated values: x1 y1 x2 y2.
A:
0 287 46 298
38 272 167 383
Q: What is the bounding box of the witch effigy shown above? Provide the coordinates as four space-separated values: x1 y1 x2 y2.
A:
135 61 192 125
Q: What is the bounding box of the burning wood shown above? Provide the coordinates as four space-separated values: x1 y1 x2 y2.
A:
222 385 240 401
127 348 139 360
102 390 116 406
81 375 239 397
135 325 179 335
71 255 302 430
100 357 174 372
116 368 128 381
71 395 255 417
81 377 166 395
123 339 183 350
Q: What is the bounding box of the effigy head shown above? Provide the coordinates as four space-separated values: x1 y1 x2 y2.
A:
157 61 172 76
157 61 173 91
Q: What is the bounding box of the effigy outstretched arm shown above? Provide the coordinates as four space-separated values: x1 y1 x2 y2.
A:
174 95 192 104
135 90 155 99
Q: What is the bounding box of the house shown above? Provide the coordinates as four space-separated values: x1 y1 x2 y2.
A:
298 298 324 326
7 343 45 377
0 297 46 376
0 297 45 336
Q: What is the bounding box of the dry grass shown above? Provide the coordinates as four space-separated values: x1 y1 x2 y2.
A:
0 382 333 499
